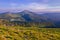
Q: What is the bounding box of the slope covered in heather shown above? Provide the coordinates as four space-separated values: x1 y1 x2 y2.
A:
0 26 60 40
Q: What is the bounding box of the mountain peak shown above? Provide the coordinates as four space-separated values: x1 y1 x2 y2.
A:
22 10 32 13
20 10 36 14
22 10 36 13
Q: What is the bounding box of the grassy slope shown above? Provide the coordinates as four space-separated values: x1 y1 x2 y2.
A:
0 26 60 40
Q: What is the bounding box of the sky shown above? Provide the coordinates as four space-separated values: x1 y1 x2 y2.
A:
0 0 60 12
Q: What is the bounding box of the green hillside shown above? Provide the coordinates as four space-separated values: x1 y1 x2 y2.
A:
0 25 60 40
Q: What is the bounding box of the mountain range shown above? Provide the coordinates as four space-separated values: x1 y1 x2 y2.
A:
0 10 60 27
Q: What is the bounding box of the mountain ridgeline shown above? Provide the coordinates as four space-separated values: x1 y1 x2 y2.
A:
0 10 60 28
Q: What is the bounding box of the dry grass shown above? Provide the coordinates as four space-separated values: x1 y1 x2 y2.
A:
0 26 60 40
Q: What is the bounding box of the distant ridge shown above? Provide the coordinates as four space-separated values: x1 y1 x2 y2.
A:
0 10 60 27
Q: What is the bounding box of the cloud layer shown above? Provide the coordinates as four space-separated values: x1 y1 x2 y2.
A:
0 0 60 12
8 2 60 12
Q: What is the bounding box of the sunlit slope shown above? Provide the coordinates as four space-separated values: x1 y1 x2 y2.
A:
0 26 60 40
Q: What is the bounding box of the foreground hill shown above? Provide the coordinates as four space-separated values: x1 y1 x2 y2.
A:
0 26 60 40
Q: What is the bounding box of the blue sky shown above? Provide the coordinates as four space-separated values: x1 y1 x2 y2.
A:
0 0 60 12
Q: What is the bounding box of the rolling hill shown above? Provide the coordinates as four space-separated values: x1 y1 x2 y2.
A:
0 10 48 22
0 10 60 27
40 12 60 27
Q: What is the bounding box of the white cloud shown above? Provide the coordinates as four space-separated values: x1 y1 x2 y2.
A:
27 3 48 9
48 6 60 9
23 3 48 12
10 3 18 9
2 2 60 12
8 3 48 12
